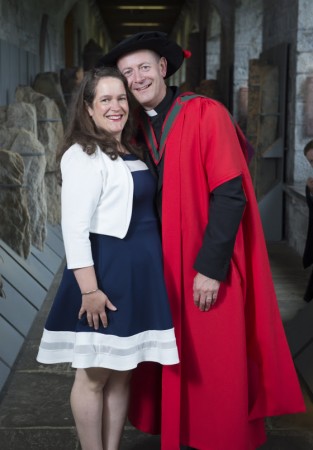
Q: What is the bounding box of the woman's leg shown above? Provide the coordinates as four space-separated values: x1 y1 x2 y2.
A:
71 367 111 450
102 370 132 450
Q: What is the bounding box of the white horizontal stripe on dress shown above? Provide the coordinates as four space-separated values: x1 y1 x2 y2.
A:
37 328 179 371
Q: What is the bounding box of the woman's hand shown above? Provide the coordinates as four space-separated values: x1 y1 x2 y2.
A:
193 272 220 312
78 290 117 330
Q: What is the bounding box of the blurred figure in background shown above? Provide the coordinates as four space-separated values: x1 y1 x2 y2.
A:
303 139 313 302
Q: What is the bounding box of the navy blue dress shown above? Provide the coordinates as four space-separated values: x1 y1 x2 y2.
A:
37 155 179 370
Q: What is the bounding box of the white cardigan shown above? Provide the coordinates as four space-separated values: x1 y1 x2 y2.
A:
61 144 133 269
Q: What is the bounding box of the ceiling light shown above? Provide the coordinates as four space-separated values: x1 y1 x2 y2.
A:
121 22 161 26
117 5 168 10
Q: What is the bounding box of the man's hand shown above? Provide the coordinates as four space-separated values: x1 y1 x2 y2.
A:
193 273 220 312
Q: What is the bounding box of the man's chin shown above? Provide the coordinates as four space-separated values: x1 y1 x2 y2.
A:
137 100 154 110
133 91 153 107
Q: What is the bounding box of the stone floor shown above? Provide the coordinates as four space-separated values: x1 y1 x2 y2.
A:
0 241 312 450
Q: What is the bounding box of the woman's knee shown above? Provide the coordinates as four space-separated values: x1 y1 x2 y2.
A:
74 367 111 392
107 369 132 391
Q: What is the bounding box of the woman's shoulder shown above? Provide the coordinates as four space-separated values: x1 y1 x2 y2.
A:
61 143 100 165
61 144 103 177
62 143 94 160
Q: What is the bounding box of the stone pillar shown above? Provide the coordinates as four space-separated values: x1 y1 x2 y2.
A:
15 86 63 225
0 148 31 258
33 72 67 128
305 76 313 137
246 59 279 199
237 86 249 133
0 124 47 252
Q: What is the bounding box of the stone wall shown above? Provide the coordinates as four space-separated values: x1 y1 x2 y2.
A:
262 0 313 253
233 0 263 125
199 0 235 108
0 0 112 122
0 0 111 260
262 0 299 182
263 0 298 51
205 6 222 81
0 84 63 257
285 187 308 256
0 0 74 70
294 0 313 183
196 0 313 254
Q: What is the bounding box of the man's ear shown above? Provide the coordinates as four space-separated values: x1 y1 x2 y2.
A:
159 57 168 78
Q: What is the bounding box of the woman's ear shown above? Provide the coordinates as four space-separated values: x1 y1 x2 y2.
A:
85 102 93 118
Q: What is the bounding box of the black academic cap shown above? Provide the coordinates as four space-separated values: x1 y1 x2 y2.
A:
97 31 191 78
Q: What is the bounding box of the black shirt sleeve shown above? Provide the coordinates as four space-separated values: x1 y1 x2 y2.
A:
193 176 246 281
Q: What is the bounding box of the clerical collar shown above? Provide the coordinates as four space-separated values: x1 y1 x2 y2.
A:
144 87 177 117
146 109 157 117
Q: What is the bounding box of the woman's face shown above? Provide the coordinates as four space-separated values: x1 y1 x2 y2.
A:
87 76 129 141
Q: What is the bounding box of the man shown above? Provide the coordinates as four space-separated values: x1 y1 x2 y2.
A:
99 32 305 450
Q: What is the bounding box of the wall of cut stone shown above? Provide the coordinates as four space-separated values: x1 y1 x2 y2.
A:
0 0 110 107
205 5 222 81
198 0 312 254
288 0 313 254
198 0 235 108
233 0 263 127
0 0 72 70
261 0 313 254
0 85 64 257
294 0 313 183
0 0 110 254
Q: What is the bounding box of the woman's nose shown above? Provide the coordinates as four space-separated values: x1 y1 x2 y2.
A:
110 99 121 110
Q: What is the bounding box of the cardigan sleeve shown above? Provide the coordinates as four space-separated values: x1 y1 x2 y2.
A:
61 146 103 269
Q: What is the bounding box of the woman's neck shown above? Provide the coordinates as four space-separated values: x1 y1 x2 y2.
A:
118 143 130 155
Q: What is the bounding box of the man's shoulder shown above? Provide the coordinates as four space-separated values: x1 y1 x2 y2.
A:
177 93 225 114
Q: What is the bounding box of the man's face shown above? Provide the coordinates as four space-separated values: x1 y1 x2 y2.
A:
117 49 167 110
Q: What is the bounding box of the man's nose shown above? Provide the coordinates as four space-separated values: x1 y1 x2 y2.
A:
132 69 144 83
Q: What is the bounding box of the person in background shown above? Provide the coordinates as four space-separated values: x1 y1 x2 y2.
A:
98 31 305 450
60 66 84 106
303 139 313 302
37 66 179 450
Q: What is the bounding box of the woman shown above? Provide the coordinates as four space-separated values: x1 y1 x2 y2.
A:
37 67 179 450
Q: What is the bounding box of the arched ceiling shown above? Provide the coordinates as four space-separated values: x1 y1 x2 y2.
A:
95 0 186 45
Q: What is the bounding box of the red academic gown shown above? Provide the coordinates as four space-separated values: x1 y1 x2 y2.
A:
128 95 305 450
